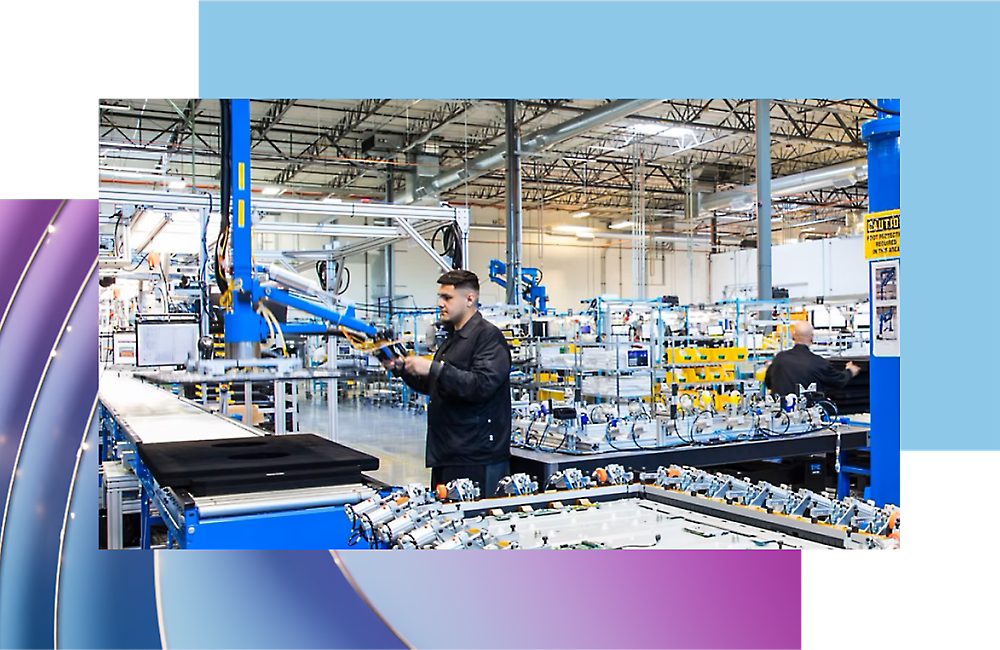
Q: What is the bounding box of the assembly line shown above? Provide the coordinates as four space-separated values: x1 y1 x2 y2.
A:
96 98 900 550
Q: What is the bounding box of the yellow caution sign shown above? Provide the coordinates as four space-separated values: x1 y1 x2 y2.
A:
864 208 900 259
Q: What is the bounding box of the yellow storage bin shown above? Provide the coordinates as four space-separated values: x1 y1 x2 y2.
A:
720 347 747 361
709 348 728 362
677 347 695 362
539 388 565 401
694 347 710 361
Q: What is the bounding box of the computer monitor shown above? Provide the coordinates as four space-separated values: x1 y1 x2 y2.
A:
135 315 199 367
627 349 650 368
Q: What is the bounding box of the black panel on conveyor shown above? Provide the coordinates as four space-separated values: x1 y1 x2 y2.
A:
136 434 379 496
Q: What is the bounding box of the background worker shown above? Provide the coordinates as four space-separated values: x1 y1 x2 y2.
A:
765 321 861 397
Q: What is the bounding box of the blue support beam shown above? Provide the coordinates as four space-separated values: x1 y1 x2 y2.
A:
223 99 266 349
862 98 900 507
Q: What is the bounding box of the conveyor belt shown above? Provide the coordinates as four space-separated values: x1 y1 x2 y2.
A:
99 372 256 443
136 434 380 496
101 372 380 496
192 484 376 518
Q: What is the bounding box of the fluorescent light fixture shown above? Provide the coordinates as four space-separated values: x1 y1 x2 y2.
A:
800 227 815 232
631 123 668 136
663 126 695 138
608 220 634 230
554 224 591 234
100 168 168 182
168 178 187 190
572 210 591 219
99 141 169 153
575 231 595 240
261 186 284 196
100 103 131 111
322 196 343 203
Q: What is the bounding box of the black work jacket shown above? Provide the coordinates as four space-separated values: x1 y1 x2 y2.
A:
764 344 853 396
396 311 512 467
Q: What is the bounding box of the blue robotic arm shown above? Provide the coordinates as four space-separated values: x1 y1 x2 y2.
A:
215 99 401 360
488 258 548 313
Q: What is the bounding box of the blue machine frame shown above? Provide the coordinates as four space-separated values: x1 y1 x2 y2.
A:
862 99 901 507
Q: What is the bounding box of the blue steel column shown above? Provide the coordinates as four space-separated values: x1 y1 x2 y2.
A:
862 98 900 506
223 99 261 358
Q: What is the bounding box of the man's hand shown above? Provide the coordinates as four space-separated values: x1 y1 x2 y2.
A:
402 355 433 377
846 361 861 377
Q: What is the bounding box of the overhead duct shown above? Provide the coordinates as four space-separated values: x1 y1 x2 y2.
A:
699 159 868 214
472 223 741 247
652 233 741 246
397 99 663 204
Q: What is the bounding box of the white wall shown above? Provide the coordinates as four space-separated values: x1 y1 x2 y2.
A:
709 235 867 301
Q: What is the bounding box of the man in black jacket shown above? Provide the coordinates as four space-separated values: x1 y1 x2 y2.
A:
383 270 511 497
765 321 860 397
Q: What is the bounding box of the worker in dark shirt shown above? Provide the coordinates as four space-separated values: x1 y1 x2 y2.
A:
765 321 860 397
382 270 512 497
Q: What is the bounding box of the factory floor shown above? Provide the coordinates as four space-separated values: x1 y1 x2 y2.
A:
297 397 432 487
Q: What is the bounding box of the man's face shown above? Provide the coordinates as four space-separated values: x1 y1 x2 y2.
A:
437 284 474 324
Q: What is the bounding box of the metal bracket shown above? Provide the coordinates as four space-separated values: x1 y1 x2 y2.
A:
394 217 452 272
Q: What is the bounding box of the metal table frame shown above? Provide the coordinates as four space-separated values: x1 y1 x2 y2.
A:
511 425 869 485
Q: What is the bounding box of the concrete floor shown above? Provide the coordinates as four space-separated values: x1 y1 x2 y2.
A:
297 397 432 487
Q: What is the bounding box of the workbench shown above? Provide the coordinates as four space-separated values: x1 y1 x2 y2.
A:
510 424 869 486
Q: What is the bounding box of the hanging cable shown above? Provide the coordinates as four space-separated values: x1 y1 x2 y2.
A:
215 99 232 297
258 303 288 356
431 223 463 269
111 210 124 257
316 260 351 295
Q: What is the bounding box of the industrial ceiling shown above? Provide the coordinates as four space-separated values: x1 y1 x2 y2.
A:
98 99 876 242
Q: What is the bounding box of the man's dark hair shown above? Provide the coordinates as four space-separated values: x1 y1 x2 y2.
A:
437 269 480 293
